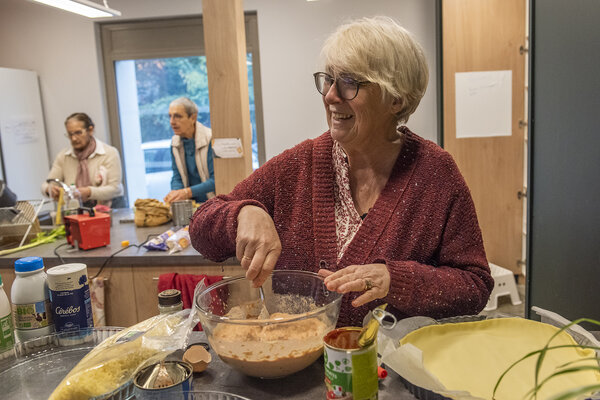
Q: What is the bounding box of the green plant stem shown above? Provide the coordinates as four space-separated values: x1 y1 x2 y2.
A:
548 384 600 400
0 226 65 256
493 317 600 399
525 365 600 399
532 319 600 399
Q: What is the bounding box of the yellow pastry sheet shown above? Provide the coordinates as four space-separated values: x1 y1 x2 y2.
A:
396 318 599 400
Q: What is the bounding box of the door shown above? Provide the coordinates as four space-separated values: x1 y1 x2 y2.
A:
442 0 526 275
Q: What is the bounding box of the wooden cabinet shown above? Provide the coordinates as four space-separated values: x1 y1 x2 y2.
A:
89 265 138 328
131 264 244 324
1 263 244 328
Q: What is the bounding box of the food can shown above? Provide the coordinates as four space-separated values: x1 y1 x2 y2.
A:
47 263 93 339
324 327 378 400
171 200 194 227
133 360 193 400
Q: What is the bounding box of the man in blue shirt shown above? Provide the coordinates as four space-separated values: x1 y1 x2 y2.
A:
163 97 215 203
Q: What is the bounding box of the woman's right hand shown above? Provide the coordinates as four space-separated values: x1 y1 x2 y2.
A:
236 205 282 287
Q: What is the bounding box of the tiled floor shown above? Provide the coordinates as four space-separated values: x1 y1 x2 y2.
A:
479 284 526 318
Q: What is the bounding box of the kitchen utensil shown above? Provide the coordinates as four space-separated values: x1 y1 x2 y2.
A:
257 285 270 319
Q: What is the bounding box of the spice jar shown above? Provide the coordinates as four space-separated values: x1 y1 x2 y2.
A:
158 289 183 314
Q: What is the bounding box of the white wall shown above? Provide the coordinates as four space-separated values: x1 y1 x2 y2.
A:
0 0 437 164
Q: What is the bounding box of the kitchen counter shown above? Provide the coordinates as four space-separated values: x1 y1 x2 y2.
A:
188 331 417 400
189 328 600 399
0 208 238 268
0 208 244 326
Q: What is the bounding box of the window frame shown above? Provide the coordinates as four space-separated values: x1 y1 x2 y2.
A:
96 13 265 204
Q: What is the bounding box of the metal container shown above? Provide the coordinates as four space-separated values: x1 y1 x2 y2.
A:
171 200 194 227
323 327 378 400
133 360 193 400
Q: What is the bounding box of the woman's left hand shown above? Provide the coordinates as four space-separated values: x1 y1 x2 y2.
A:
318 264 390 307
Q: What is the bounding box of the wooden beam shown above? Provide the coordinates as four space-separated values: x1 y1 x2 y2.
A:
202 0 253 195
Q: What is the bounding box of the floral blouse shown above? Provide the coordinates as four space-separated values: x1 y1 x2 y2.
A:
332 141 364 261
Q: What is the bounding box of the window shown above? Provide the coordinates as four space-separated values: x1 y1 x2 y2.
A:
99 14 264 204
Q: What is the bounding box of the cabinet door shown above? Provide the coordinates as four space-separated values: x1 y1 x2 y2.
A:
90 265 138 327
443 0 526 275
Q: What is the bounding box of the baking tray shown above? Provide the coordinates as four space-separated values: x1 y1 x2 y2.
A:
384 313 600 400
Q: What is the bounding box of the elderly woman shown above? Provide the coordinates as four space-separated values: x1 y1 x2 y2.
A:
189 16 493 327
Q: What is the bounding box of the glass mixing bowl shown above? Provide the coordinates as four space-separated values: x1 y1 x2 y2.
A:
195 270 342 378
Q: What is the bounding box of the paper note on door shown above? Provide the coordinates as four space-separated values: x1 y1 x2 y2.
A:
455 70 512 138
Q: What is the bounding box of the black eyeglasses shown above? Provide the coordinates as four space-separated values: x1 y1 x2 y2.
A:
64 129 87 138
313 72 369 100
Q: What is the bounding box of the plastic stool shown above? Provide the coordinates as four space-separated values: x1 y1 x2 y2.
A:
484 263 522 311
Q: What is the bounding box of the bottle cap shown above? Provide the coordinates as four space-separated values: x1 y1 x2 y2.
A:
158 289 182 306
14 256 44 273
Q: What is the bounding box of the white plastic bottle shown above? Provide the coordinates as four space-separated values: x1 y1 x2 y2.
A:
0 272 15 352
11 257 55 342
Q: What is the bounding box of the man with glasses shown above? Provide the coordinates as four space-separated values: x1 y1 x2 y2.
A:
41 112 124 207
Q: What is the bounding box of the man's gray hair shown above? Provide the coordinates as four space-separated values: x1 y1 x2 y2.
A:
170 97 198 117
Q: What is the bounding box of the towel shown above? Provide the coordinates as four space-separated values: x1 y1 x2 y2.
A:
158 273 223 310
90 276 105 327
158 273 223 331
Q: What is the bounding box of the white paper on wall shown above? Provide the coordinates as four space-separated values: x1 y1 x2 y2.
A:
1 116 39 144
212 138 243 158
455 70 512 138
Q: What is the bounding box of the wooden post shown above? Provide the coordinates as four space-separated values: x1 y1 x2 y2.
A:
202 0 253 195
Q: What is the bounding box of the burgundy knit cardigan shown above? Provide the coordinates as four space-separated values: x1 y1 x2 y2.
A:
190 128 494 327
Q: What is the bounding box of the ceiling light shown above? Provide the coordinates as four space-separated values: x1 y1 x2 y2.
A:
31 0 121 18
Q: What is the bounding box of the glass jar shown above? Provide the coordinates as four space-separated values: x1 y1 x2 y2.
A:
158 289 183 314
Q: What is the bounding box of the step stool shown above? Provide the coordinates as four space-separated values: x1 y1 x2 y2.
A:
484 263 522 311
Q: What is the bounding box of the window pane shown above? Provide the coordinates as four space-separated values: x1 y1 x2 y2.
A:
115 55 258 202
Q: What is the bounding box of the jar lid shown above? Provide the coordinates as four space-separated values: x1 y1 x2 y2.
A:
158 289 182 306
15 256 44 273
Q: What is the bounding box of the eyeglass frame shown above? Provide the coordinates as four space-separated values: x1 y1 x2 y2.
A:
64 128 88 138
313 72 370 101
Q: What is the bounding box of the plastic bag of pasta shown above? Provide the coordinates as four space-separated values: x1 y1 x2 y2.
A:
49 309 197 400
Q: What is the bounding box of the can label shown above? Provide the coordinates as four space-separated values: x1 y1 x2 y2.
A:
48 264 93 334
324 327 378 400
12 299 53 329
0 313 15 351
